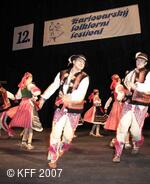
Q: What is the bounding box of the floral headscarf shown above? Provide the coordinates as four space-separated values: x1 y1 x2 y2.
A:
88 89 99 102
18 72 32 89
110 74 120 91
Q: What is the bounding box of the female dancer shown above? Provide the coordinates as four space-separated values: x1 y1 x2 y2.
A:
9 72 43 150
0 83 15 137
104 74 131 148
84 89 108 137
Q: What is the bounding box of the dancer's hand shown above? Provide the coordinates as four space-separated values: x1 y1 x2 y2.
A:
38 97 46 109
62 94 71 106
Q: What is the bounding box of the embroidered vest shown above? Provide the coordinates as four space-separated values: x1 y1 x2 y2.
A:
21 87 32 98
55 69 88 113
131 68 150 106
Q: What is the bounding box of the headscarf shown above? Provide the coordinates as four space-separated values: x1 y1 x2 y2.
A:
18 72 32 89
110 74 120 91
88 89 99 103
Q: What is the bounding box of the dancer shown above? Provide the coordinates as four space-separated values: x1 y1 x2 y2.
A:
104 74 131 148
0 82 15 136
39 54 89 168
9 72 43 150
113 52 150 162
0 82 15 111
84 89 108 137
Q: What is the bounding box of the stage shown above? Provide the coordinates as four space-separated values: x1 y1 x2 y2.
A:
0 127 150 184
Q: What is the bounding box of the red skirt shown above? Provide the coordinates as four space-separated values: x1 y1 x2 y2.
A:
9 98 33 129
6 106 18 118
104 101 123 131
83 106 108 124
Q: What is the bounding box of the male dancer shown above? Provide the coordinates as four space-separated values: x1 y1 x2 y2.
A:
113 52 150 162
39 55 89 168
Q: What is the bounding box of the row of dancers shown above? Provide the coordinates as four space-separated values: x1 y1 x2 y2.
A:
0 52 150 167
83 51 150 164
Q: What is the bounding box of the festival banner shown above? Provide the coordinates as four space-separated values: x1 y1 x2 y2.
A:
43 4 141 46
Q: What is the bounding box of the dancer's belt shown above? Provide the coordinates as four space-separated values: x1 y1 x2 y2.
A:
55 97 84 110
132 90 150 105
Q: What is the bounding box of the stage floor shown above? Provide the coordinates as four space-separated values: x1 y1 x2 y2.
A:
0 127 150 184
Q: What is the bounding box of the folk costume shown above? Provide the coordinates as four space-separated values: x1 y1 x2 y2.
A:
104 74 131 148
40 55 89 168
0 83 15 136
9 72 43 149
113 52 150 162
104 74 125 131
83 89 108 137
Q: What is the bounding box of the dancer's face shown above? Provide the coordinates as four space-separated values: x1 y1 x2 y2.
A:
136 58 147 69
26 75 33 85
73 58 85 71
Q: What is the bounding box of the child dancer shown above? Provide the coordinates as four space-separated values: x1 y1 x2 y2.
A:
84 89 108 137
